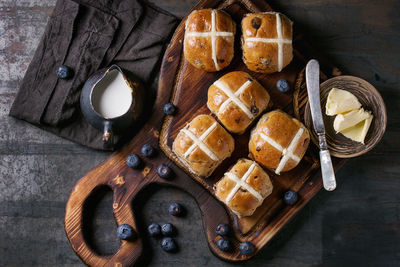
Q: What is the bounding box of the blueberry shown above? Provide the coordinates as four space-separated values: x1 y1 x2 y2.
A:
276 79 290 93
239 241 255 256
157 164 172 179
147 223 161 237
56 65 73 79
161 223 175 237
216 237 231 252
126 154 142 169
161 237 178 253
216 223 230 236
163 103 176 115
117 224 135 240
283 190 298 205
169 202 184 216
141 144 155 157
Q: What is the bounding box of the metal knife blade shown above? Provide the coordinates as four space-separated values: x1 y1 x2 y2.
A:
306 60 325 134
306 59 337 191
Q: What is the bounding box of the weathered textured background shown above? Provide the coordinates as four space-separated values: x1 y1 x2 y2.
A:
0 0 399 266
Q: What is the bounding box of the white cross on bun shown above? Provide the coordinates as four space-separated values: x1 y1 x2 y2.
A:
207 71 270 134
241 12 293 73
173 114 235 177
215 158 273 217
249 110 310 174
184 9 236 72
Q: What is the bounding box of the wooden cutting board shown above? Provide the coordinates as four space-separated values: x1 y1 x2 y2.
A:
64 0 346 265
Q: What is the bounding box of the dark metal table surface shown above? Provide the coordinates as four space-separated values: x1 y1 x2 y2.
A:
0 0 399 266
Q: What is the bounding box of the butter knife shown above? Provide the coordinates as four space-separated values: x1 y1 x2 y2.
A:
306 59 337 191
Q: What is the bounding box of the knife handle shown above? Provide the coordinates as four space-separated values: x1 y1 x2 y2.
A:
320 150 336 191
318 133 336 191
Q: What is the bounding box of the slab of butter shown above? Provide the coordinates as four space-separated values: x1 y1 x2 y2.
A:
340 115 373 144
333 108 372 132
325 88 361 115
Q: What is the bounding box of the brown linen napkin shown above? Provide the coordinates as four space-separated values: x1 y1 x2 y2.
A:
9 0 178 150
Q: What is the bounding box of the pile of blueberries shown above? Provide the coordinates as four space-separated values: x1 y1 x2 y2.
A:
215 222 255 256
146 202 184 253
126 144 173 180
115 203 184 253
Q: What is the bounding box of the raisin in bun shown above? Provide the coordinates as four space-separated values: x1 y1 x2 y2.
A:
184 9 236 72
241 12 293 73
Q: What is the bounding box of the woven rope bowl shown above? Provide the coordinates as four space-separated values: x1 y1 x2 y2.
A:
304 75 387 158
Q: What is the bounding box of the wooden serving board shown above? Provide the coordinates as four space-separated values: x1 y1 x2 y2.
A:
65 0 346 266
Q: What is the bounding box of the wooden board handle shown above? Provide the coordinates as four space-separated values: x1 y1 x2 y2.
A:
64 163 147 267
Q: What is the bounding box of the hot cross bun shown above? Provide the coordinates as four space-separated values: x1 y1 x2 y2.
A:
215 158 273 217
173 114 235 177
207 71 270 134
249 110 310 174
184 9 236 72
241 12 293 73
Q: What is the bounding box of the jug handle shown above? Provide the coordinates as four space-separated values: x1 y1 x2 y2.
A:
102 121 114 149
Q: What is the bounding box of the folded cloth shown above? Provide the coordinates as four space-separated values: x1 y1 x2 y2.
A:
9 0 178 150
